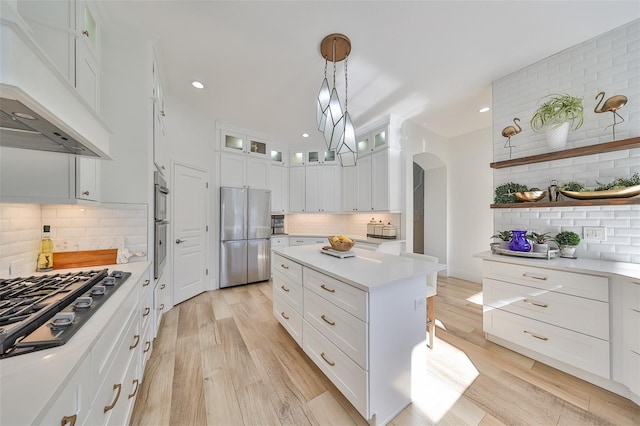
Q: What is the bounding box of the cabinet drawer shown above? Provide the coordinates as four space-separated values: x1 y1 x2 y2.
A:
624 349 640 397
624 279 640 312
273 253 303 283
304 290 367 369
484 309 610 379
273 270 303 314
304 268 367 322
273 293 303 346
483 278 609 340
483 261 609 302
303 321 368 418
271 237 289 247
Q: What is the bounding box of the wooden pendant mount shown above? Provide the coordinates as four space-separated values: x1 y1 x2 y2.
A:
320 34 351 62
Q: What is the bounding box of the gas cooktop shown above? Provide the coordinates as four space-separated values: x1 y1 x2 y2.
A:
0 269 131 358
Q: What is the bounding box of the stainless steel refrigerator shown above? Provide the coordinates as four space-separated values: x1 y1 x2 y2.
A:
220 187 271 288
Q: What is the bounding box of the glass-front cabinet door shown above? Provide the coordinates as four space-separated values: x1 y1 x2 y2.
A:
222 132 245 153
247 137 268 156
307 148 337 165
356 126 388 154
290 150 305 166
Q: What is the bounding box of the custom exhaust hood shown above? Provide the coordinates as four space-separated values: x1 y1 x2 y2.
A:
0 86 109 158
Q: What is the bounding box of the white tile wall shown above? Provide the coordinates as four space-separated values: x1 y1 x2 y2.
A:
492 20 640 263
286 213 401 238
0 203 148 277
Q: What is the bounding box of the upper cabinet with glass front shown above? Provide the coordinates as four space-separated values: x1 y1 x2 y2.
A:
355 115 401 156
220 129 269 159
290 147 336 166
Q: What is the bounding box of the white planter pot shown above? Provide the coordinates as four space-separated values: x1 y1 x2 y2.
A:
499 241 510 249
545 121 570 150
533 243 549 253
559 245 576 257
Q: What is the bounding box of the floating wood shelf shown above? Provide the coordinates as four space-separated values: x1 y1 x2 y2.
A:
491 198 640 209
490 137 640 169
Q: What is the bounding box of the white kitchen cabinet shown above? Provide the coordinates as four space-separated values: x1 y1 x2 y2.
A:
306 148 337 165
270 145 287 166
289 237 327 246
271 237 289 278
356 154 373 211
341 164 358 212
220 130 269 158
152 55 167 174
305 165 341 212
17 0 102 112
140 273 153 369
356 126 389 155
269 164 289 213
154 272 170 337
0 147 101 204
623 279 640 399
289 167 306 212
220 152 270 189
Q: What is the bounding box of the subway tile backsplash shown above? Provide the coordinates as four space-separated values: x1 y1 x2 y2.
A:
492 20 640 263
0 203 148 278
286 213 401 239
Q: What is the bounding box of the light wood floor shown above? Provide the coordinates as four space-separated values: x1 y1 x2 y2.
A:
130 276 640 425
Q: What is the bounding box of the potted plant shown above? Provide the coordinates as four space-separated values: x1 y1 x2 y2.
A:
530 93 584 149
491 230 512 249
526 231 552 253
553 231 580 257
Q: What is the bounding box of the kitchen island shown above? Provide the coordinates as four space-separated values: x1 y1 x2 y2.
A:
272 245 446 425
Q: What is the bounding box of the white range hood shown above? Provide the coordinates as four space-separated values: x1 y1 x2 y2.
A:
0 3 110 159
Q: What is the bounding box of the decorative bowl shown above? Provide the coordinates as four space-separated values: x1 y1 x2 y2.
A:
514 191 547 202
559 184 640 200
328 236 355 252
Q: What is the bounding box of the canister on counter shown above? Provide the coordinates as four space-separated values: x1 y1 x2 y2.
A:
373 220 384 237
382 223 397 239
367 218 377 237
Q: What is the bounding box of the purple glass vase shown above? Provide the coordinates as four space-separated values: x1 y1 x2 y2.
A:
509 230 531 252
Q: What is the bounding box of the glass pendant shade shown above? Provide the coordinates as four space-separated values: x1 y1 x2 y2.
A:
337 112 357 166
324 87 344 150
316 77 330 131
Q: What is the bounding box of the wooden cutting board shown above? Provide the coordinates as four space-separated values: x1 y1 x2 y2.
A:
53 249 118 270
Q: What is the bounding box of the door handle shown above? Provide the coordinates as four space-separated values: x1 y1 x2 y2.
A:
176 239 185 244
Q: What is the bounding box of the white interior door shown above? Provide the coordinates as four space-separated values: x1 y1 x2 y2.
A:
173 163 208 304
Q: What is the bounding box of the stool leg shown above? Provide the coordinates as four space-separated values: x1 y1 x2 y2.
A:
427 296 435 349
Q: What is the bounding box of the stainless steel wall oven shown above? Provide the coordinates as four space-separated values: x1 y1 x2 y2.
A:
154 172 169 279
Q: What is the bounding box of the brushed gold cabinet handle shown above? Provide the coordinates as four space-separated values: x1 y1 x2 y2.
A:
523 299 548 308
143 307 151 317
160 283 166 290
280 311 289 320
142 279 150 287
160 303 165 310
128 379 140 399
82 191 90 196
321 314 335 326
280 264 289 269
82 30 89 37
523 330 548 341
281 285 290 292
522 273 547 281
129 334 140 350
320 284 335 293
320 352 335 366
61 414 77 426
144 341 151 353
104 383 121 413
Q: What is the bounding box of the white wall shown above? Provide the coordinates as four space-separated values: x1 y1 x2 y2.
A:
448 127 493 282
424 166 447 265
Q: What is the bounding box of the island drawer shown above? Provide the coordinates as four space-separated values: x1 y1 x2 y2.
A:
273 253 303 284
483 261 609 302
303 321 368 418
273 293 302 346
273 269 303 314
483 278 609 340
304 290 368 369
303 268 367 322
484 309 610 379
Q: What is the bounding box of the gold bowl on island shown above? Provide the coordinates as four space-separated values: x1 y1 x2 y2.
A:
328 236 355 252
515 191 547 202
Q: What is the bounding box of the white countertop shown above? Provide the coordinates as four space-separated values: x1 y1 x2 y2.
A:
475 251 640 280
285 234 405 245
274 244 445 291
0 261 151 425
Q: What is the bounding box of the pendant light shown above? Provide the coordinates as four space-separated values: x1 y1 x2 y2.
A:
337 54 357 167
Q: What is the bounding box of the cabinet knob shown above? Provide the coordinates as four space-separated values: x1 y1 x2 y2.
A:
160 110 165 117
83 191 90 196
160 303 165 310
142 279 150 287
160 283 166 290
129 334 140 350
143 307 150 317
176 239 185 244
82 29 89 37
61 415 77 426
128 379 140 399
103 383 122 413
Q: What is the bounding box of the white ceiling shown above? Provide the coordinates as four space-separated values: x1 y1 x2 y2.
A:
101 1 639 147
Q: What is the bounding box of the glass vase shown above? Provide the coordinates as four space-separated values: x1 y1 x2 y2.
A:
509 230 531 252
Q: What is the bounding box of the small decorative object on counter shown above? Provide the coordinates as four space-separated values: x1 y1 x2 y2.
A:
501 117 522 159
373 220 384 237
36 225 53 272
382 223 397 239
367 217 377 237
490 230 512 249
553 231 580 258
526 231 552 253
509 230 531 252
548 179 559 202
594 91 627 140
327 235 355 252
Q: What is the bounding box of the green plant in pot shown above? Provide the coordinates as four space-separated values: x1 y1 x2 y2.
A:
526 231 552 253
553 231 581 258
530 93 584 150
490 230 512 249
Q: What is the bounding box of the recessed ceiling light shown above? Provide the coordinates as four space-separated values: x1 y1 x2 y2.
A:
301 133 309 138
191 81 205 89
478 107 491 113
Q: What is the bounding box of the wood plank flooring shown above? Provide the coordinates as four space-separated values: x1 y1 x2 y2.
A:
130 276 640 425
